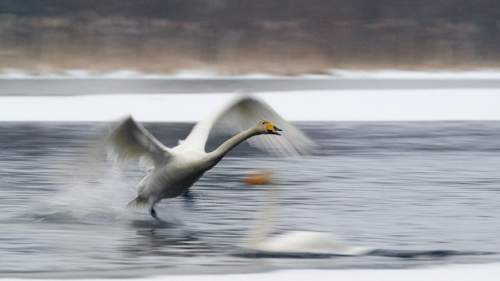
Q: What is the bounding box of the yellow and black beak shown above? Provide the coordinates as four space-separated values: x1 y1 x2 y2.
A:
265 123 283 135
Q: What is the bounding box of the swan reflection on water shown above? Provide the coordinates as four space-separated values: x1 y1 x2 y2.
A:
121 219 213 258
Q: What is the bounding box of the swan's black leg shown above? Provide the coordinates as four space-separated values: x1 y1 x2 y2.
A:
150 207 159 220
182 190 193 200
182 190 194 207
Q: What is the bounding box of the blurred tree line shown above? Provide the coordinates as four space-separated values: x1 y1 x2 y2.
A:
0 0 499 73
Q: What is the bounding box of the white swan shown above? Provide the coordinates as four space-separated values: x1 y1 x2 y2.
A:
248 231 371 256
107 96 314 219
245 186 371 256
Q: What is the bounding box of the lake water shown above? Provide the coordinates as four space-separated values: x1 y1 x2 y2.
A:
1 121 499 278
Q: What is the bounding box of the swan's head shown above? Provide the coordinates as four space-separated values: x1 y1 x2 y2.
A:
257 121 282 135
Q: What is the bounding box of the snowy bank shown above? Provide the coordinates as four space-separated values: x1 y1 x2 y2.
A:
2 263 499 281
2 68 500 80
140 263 500 281
0 90 499 122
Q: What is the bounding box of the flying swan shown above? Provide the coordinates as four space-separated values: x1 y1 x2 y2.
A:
107 96 314 219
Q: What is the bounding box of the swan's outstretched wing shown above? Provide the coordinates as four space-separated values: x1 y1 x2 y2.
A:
107 116 171 168
182 96 315 156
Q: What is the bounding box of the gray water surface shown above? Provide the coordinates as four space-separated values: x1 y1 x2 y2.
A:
1 121 500 277
3 78 500 95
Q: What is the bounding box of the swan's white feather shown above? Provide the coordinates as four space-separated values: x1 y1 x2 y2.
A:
107 116 171 168
182 96 315 156
250 231 371 256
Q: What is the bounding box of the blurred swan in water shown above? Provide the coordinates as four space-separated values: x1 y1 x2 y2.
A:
245 186 370 256
249 231 370 256
107 96 314 219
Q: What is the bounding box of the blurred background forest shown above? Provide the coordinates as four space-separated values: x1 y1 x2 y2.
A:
1 0 499 74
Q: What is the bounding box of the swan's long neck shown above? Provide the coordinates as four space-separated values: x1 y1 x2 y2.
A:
209 127 259 161
247 188 278 247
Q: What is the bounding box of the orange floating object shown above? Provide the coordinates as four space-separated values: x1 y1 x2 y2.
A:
242 170 274 185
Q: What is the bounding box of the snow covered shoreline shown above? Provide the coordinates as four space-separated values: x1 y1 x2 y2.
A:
0 90 499 122
152 263 500 281
144 263 500 281
2 263 499 281
1 68 500 80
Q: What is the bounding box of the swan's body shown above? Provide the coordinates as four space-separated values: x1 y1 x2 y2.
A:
128 126 259 210
245 184 370 256
107 96 314 218
250 231 371 256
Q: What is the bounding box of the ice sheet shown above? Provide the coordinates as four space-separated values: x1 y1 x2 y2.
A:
142 263 500 281
0 90 499 122
1 263 499 281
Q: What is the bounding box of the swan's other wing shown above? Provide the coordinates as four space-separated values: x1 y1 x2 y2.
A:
107 116 171 168
182 96 315 156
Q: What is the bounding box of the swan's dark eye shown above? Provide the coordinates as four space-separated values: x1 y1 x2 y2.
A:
261 121 266 124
